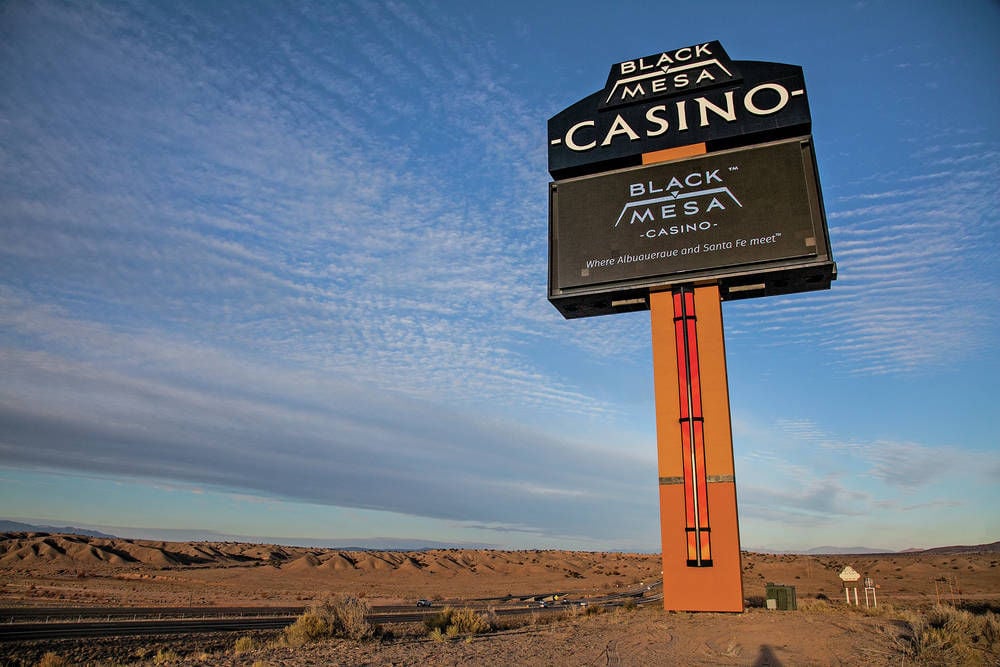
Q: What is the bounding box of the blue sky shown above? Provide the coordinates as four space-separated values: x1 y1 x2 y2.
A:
1 0 997 552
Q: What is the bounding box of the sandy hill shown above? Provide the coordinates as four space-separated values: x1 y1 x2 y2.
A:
2 532 997 610
0 532 658 581
0 532 273 570
917 541 1000 555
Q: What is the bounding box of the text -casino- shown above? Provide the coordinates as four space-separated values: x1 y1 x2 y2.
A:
548 42 812 180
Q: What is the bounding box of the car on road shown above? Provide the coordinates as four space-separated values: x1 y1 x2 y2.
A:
416 599 433 607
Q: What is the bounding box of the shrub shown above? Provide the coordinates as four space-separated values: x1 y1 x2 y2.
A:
982 611 1000 645
798 597 832 612
283 609 333 647
896 604 1000 666
36 654 69 667
233 635 258 654
483 607 503 630
282 595 375 646
425 607 454 632
449 607 491 634
315 595 375 640
153 648 180 664
424 606 491 638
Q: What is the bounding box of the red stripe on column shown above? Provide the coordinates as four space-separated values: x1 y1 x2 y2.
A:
674 285 713 567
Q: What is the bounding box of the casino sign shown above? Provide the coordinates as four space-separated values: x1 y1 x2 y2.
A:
547 42 835 318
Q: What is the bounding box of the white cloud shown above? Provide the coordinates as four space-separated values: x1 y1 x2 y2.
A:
2 0 997 553
0 291 657 540
732 414 998 543
728 137 999 375
0 0 637 540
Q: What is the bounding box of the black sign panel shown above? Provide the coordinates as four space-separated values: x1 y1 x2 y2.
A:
549 59 810 180
548 138 835 318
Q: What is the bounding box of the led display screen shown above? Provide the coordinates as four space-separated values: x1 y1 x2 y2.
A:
548 137 834 318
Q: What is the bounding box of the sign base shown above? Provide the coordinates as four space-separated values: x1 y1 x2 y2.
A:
651 285 743 612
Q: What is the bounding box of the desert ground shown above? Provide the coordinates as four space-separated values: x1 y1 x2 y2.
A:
1 532 998 665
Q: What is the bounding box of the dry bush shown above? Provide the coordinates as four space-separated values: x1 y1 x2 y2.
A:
523 608 580 627
313 594 375 640
482 606 529 631
424 606 491 638
490 610 541 628
861 600 906 619
282 609 333 647
233 634 259 654
153 648 180 664
282 595 375 646
424 606 454 633
982 611 1000 646
797 597 834 612
895 604 1000 666
450 607 491 634
36 654 69 667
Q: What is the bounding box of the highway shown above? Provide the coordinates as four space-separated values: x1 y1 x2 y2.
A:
0 616 295 641
0 606 305 623
0 581 662 642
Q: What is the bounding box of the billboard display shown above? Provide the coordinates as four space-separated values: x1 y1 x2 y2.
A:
548 137 835 318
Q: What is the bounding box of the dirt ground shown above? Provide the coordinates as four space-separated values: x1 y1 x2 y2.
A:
197 605 913 667
3 604 914 667
1 533 998 665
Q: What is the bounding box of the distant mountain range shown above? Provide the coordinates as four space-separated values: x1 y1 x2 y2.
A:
0 519 492 551
913 541 1000 555
3 519 997 555
0 520 117 539
746 541 1000 555
749 545 895 555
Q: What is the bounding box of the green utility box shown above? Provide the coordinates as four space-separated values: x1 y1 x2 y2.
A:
765 583 797 611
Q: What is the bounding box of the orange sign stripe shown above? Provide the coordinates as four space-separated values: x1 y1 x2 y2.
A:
642 143 708 165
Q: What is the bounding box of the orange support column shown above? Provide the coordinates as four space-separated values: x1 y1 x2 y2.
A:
651 284 743 612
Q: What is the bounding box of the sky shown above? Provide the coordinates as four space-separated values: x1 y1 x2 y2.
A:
1 0 998 553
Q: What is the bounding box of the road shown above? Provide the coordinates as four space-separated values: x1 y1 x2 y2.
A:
0 582 662 642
